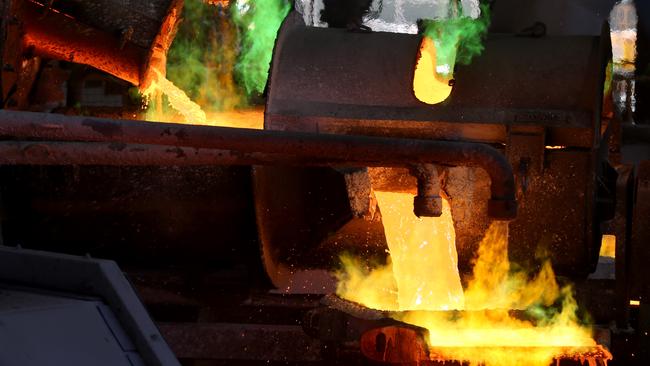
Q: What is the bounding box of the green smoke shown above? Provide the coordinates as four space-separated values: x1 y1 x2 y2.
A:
231 0 291 95
166 0 246 111
421 2 491 76
160 0 290 115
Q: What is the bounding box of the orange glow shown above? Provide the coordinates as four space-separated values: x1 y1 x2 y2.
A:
337 193 612 366
413 37 454 105
145 101 264 129
142 69 207 125
141 69 264 129
203 109 265 129
600 235 616 258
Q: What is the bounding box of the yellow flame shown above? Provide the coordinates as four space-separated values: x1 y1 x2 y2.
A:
413 37 454 105
336 255 398 310
400 222 598 366
463 222 561 311
337 193 610 366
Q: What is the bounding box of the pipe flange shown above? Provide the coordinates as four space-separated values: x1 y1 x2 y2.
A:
413 195 443 218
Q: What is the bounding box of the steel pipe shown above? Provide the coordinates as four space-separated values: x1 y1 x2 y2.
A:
0 141 302 167
0 110 517 219
19 0 144 85
17 0 182 88
410 164 443 218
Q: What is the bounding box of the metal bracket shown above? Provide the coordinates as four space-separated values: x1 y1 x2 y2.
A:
506 125 546 195
338 167 376 220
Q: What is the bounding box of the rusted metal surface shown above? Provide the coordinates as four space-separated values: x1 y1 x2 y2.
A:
254 165 387 293
320 293 387 320
361 326 430 364
0 0 13 104
635 0 650 124
0 110 517 218
0 141 307 166
303 295 425 344
259 13 610 285
158 323 322 362
622 125 650 162
490 0 618 36
0 165 259 267
630 161 650 302
341 167 374 219
508 150 598 276
610 166 633 329
267 16 607 148
18 0 144 85
255 150 599 279
30 0 176 49
605 160 650 363
11 0 182 87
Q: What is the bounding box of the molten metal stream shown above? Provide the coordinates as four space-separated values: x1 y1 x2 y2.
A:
143 69 208 125
337 193 612 366
142 69 264 129
380 192 463 311
413 37 454 105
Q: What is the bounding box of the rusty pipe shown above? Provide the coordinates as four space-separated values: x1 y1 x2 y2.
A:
410 164 443 217
0 110 517 219
18 0 145 86
18 0 184 89
0 141 306 166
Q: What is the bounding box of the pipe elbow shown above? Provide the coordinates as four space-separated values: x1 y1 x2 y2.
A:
410 164 443 218
479 149 518 221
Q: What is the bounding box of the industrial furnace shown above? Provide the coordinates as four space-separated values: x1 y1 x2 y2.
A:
0 0 647 366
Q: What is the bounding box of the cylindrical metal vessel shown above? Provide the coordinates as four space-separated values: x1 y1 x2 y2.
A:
10 0 182 87
266 16 604 147
256 12 611 292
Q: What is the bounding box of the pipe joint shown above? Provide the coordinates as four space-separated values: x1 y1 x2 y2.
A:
410 164 443 218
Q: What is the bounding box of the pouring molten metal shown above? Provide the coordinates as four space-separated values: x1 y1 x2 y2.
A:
337 192 612 366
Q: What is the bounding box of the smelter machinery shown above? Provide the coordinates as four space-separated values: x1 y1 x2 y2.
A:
0 0 649 365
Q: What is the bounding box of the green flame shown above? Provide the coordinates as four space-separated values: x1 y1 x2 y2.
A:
166 0 247 111
164 0 290 111
421 2 491 77
231 0 291 95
